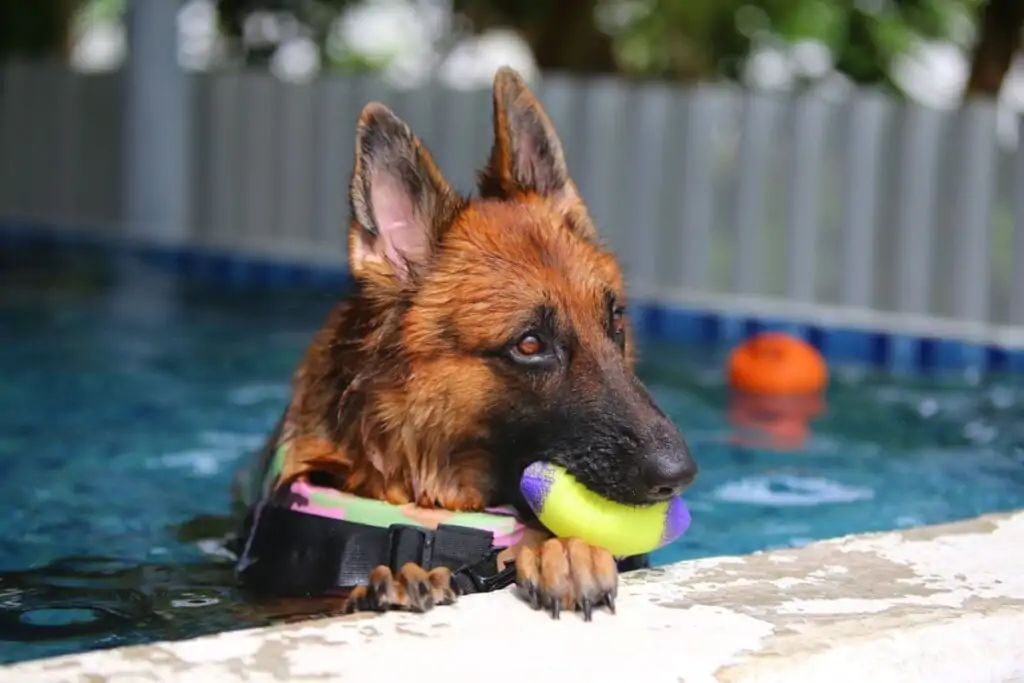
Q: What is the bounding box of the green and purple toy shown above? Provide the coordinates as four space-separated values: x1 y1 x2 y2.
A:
519 461 691 557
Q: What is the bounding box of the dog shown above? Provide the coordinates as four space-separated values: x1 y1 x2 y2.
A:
250 66 697 621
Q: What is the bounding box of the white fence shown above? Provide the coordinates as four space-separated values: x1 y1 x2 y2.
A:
2 60 1023 332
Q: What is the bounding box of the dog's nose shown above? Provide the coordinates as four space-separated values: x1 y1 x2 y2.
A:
641 449 697 501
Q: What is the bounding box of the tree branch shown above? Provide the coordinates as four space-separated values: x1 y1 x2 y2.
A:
964 0 1024 99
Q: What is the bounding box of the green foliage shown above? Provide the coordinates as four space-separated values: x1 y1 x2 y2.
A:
1 0 989 93
70 0 124 41
75 0 124 25
606 0 984 88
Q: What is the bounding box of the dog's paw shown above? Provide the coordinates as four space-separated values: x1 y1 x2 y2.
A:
342 563 460 614
513 537 617 621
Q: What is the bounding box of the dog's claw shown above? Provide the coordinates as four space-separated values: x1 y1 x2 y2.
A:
407 578 434 613
519 582 540 610
341 588 363 614
368 584 389 611
513 538 619 622
580 598 593 622
604 592 616 615
340 564 460 615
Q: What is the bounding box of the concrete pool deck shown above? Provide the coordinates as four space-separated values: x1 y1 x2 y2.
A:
2 510 1023 683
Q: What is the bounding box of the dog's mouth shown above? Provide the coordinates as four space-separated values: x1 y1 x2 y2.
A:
509 456 656 509
565 470 661 507
488 418 697 510
517 445 697 509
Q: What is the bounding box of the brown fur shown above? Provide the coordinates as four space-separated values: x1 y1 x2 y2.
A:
279 76 631 511
265 67 694 620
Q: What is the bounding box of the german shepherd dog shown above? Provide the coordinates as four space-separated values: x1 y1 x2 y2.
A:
262 66 697 620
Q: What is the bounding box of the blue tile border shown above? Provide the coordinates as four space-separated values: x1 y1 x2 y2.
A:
641 305 1023 376
0 222 355 291
4 222 1024 376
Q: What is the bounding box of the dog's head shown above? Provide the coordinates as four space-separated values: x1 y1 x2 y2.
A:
346 67 696 508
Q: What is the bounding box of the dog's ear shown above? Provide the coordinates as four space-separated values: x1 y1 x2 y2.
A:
348 102 460 285
480 67 596 238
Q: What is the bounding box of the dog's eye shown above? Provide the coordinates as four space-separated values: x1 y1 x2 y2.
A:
612 307 626 336
611 306 626 348
507 332 555 367
516 334 545 356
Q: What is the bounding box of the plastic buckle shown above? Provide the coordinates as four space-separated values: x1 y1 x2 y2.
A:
387 524 434 571
457 548 517 594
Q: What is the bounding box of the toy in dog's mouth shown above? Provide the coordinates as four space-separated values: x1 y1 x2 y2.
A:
520 462 691 558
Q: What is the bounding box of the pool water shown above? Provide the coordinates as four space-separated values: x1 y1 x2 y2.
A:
2 245 1023 664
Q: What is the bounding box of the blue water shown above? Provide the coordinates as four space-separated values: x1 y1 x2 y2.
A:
2 245 1023 664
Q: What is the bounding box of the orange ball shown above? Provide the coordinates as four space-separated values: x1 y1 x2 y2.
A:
727 332 828 396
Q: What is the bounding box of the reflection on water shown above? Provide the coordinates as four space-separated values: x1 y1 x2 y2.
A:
0 552 354 665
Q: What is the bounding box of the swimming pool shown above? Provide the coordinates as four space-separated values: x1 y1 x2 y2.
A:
2 244 1023 664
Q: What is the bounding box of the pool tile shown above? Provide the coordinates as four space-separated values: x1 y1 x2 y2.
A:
658 308 713 344
1005 349 1024 374
927 339 987 374
882 334 921 374
817 328 873 364
715 316 747 347
985 346 1008 374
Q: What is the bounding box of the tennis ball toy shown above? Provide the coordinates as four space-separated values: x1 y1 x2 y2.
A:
519 461 691 557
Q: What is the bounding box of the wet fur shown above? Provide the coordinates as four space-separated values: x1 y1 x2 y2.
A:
263 67 694 619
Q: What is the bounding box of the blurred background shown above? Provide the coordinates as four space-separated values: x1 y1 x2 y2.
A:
1 0 1024 669
2 0 1023 317
2 0 1023 106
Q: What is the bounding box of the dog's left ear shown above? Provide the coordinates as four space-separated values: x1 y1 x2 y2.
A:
480 67 596 239
348 102 461 286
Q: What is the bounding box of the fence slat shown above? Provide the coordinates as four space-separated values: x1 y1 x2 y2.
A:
785 93 829 302
278 81 317 248
432 88 488 193
839 92 887 308
624 82 671 294
1011 116 1024 326
580 77 628 258
0 63 28 218
538 75 583 187
80 72 124 230
0 66 10 216
678 88 720 290
732 92 779 295
4 63 31 219
949 102 998 323
207 73 242 249
892 104 945 315
413 85 448 170
188 74 211 244
31 66 60 223
239 73 280 250
51 66 78 226
314 75 360 261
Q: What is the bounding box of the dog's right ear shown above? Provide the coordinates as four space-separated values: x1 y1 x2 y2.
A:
480 67 596 239
348 103 460 287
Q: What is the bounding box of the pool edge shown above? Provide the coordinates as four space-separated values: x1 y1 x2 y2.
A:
2 508 1022 682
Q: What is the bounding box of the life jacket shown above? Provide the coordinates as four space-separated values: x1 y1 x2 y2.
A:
232 439 523 597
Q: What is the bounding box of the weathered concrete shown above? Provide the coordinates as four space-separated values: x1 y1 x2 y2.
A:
3 510 1024 683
